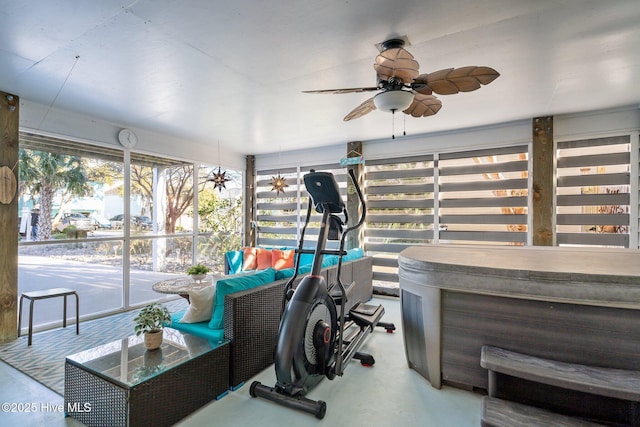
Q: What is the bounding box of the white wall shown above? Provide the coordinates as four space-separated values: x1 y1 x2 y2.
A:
19 100 247 171
255 143 347 171
255 106 639 169
254 120 533 171
22 98 639 181
555 106 640 140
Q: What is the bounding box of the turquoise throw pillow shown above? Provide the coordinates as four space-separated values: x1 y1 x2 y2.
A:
208 268 276 329
226 250 244 274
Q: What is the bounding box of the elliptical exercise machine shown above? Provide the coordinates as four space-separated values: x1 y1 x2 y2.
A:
250 169 395 419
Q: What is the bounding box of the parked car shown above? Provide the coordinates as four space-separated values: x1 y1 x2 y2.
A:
109 214 124 229
91 214 111 230
132 215 153 230
55 212 93 231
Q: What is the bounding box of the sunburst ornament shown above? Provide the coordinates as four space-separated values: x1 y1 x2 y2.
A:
270 173 288 195
208 167 230 192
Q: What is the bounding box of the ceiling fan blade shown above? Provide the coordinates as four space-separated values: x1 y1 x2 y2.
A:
302 86 378 95
403 93 442 118
414 66 500 95
343 97 377 121
374 47 419 83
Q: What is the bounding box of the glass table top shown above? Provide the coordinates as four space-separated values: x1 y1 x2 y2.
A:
152 276 218 295
66 328 227 388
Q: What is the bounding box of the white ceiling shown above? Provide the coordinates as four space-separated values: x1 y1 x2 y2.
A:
1 0 639 156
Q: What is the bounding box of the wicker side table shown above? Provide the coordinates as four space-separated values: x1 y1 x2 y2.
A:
64 329 229 427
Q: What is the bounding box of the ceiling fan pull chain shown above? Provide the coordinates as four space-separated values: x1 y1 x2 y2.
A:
392 110 396 139
403 114 406 136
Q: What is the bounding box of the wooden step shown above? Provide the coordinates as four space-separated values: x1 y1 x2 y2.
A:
480 345 640 402
481 397 606 427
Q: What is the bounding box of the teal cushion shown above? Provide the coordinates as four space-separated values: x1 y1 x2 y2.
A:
321 255 339 268
226 250 244 274
275 263 312 280
169 311 225 341
275 268 295 280
208 268 276 329
296 252 315 266
344 247 364 261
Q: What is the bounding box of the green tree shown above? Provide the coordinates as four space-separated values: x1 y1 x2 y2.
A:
130 164 194 233
19 149 91 240
197 189 242 271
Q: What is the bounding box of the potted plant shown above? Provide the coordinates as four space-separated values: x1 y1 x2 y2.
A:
186 264 211 282
134 303 171 350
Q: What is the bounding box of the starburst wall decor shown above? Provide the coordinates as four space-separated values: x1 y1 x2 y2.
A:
270 173 288 195
208 166 230 192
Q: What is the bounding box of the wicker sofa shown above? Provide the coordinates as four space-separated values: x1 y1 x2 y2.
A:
170 255 373 389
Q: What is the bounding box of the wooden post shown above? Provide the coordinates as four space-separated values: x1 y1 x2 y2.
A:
244 155 256 247
0 91 19 342
531 116 554 246
346 141 364 250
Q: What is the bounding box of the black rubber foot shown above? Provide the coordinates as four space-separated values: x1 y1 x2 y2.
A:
249 381 260 397
354 352 375 366
250 381 327 419
377 321 396 332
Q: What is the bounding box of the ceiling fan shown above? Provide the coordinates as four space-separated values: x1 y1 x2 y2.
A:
303 38 500 122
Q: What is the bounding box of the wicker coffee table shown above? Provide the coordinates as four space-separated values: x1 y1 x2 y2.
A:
64 328 229 427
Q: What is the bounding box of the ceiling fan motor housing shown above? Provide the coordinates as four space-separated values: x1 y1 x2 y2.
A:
378 38 407 52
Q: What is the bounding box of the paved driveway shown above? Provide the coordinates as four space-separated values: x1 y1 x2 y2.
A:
18 255 182 331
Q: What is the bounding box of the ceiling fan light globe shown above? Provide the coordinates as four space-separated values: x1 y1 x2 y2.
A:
373 90 414 112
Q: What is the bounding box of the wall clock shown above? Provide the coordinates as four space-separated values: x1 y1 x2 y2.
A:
118 128 138 148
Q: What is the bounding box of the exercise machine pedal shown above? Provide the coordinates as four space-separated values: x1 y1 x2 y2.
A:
328 281 354 306
349 302 384 328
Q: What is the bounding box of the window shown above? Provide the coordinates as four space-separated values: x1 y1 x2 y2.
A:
438 146 529 245
364 155 434 286
255 163 346 250
255 166 300 248
18 132 126 318
18 132 243 328
364 146 529 290
556 135 631 247
196 164 243 272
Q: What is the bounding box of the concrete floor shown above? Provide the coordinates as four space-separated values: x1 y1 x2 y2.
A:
0 296 482 426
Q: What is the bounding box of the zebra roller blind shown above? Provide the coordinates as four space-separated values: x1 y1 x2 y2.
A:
364 146 529 287
556 135 631 247
255 163 346 249
438 145 529 245
364 155 435 285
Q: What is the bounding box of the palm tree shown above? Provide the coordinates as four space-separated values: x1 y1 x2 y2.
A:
19 149 91 240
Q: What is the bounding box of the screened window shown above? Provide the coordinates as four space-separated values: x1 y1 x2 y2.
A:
364 155 434 286
255 163 346 249
17 131 242 328
438 146 529 245
255 166 300 248
196 164 243 272
556 135 631 247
